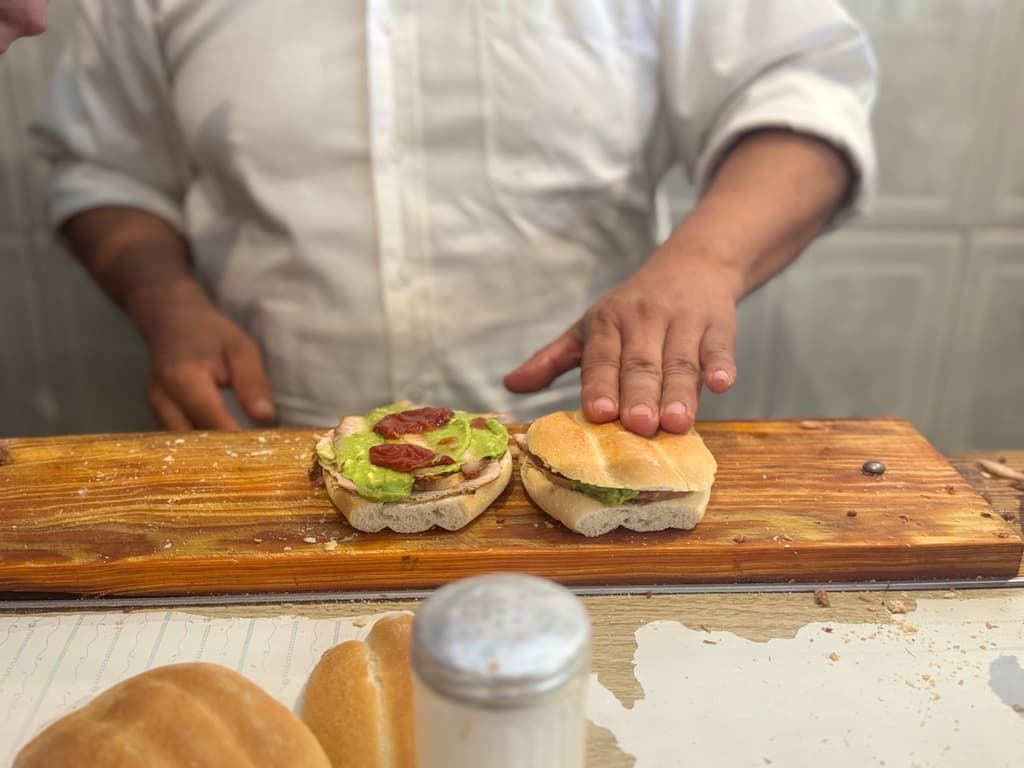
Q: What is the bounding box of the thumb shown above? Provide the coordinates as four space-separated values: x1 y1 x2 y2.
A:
504 327 583 394
224 335 276 423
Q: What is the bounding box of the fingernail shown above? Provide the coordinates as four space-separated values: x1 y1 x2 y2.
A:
628 403 655 421
251 396 275 419
711 369 731 386
663 401 689 419
593 396 617 417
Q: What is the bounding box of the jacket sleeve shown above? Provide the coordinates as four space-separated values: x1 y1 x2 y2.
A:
660 0 878 221
29 0 190 231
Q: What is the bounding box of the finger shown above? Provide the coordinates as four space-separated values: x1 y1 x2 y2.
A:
700 313 738 394
503 327 583 394
224 336 276 423
616 313 667 438
146 379 193 431
578 310 622 424
658 320 703 433
157 362 240 430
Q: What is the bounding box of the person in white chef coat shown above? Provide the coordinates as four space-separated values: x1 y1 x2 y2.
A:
0 0 47 53
31 0 876 437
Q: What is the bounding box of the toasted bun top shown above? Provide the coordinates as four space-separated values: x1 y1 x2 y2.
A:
524 410 716 491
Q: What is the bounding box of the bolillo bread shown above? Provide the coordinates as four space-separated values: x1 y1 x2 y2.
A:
14 663 331 768
300 613 414 768
520 410 717 537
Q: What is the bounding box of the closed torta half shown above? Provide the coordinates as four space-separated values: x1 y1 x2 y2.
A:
520 410 717 536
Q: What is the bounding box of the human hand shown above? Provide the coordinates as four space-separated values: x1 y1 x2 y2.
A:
142 298 275 430
503 242 741 437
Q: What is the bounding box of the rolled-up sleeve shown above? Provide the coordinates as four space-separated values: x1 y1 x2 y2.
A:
30 0 189 231
661 0 878 220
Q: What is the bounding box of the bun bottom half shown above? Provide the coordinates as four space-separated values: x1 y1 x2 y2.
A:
520 461 710 537
324 452 513 533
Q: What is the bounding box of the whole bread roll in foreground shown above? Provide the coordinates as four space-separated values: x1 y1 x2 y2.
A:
14 662 331 768
520 410 717 536
300 613 414 768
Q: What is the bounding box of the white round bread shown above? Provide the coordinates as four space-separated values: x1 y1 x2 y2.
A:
520 410 717 536
524 410 716 491
324 451 513 533
300 613 414 768
14 663 331 768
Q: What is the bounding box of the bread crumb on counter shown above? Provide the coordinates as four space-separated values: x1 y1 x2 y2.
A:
883 599 907 614
814 589 831 608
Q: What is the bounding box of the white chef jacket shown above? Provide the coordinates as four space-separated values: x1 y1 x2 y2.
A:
31 0 876 427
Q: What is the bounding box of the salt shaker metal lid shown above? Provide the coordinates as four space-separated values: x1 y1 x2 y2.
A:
412 572 591 708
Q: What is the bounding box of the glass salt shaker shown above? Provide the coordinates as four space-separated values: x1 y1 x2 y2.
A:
411 572 591 768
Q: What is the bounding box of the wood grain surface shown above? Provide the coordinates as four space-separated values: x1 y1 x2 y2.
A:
0 419 1020 596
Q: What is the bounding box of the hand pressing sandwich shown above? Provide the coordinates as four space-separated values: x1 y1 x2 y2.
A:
518 410 717 537
314 402 512 533
504 130 854 437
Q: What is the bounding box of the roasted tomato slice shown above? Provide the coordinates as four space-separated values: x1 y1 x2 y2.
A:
369 442 455 473
373 407 455 438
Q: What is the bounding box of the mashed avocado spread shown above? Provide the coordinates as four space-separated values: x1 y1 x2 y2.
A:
570 481 639 507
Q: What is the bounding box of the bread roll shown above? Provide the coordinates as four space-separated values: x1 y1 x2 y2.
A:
521 410 717 536
324 451 513 533
300 613 414 768
14 663 331 768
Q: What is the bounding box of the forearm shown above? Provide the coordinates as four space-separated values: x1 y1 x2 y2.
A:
662 129 854 299
61 206 212 342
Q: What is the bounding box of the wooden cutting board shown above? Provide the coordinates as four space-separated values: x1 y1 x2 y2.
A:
0 419 1019 596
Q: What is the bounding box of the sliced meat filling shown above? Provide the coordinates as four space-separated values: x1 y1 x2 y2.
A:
518 448 693 504
325 455 505 502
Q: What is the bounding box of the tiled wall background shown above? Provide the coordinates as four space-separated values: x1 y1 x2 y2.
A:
1 1 1022 452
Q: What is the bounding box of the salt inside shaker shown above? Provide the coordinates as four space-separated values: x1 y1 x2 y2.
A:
411 572 591 768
